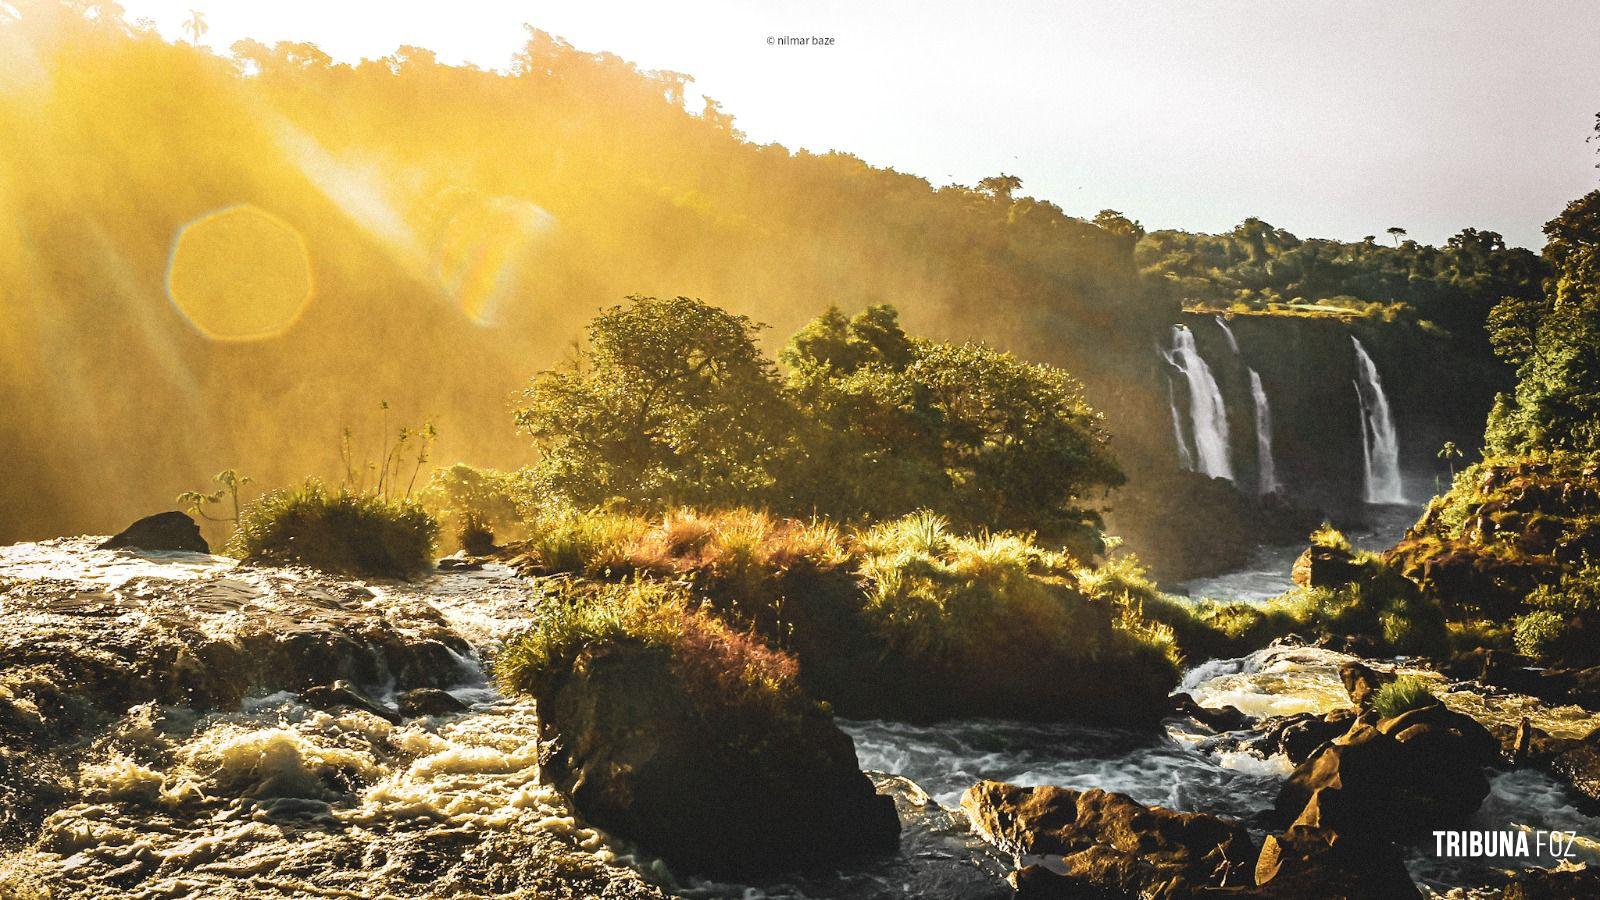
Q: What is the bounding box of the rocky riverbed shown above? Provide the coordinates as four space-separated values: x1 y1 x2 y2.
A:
4 534 1600 898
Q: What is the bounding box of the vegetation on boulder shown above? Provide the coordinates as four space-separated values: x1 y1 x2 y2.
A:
230 480 439 579
495 579 899 876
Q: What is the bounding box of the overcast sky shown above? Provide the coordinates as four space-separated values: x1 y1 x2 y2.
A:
118 0 1600 248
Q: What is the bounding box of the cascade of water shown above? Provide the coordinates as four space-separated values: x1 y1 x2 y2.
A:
1167 377 1195 471
1351 336 1405 504
1215 315 1240 354
1164 325 1233 480
1248 368 1280 495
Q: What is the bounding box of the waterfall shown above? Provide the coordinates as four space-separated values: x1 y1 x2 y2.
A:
1215 315 1240 354
1351 336 1405 504
1163 325 1234 480
1248 368 1280 495
1167 378 1195 471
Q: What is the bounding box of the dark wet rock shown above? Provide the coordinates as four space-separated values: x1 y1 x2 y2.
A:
1502 864 1600 899
1250 709 1357 765
99 512 208 554
397 687 469 718
722 565 1177 728
960 780 1257 897
437 553 486 571
539 640 899 877
299 680 401 724
1170 692 1253 732
1461 653 1600 713
1491 719 1600 809
1274 709 1493 843
1247 824 1419 898
1339 661 1395 708
1292 544 1360 589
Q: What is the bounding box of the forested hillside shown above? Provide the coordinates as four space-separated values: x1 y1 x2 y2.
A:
0 2 1544 556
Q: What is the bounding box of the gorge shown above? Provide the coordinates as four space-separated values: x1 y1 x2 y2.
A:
4 6 1598 899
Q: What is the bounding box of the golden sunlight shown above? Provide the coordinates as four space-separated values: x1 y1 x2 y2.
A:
436 195 554 326
165 204 313 341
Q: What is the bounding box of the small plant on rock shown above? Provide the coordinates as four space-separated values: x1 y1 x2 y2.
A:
1369 675 1437 720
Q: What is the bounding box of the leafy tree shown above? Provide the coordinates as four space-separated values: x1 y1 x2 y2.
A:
976 173 1023 202
1485 189 1600 454
781 304 1123 541
1386 226 1407 246
515 296 788 508
909 341 1123 536
781 306 947 519
1436 441 1463 478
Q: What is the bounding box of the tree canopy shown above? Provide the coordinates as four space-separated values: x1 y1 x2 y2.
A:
1486 189 1600 454
515 297 1122 547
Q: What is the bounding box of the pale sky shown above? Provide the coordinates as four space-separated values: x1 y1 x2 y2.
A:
118 0 1600 248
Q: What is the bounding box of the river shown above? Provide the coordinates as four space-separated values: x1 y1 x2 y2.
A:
3 516 1600 898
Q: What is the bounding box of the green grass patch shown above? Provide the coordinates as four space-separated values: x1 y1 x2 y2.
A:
1370 675 1437 720
230 480 438 578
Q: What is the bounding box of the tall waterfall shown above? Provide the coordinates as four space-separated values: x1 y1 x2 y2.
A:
1167 378 1195 471
1215 315 1240 354
1351 336 1405 504
1248 368 1280 495
1164 325 1234 480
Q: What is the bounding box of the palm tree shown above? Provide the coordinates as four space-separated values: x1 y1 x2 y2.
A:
1386 226 1407 247
1437 441 1463 477
184 9 208 45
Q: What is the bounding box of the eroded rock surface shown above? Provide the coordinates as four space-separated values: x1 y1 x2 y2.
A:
960 780 1256 897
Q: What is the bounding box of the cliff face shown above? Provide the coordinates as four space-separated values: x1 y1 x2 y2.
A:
1172 312 1504 517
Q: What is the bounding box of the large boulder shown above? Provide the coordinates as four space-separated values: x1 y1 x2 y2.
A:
1494 719 1600 809
1274 705 1495 844
960 780 1256 897
1291 544 1360 589
299 680 401 724
1247 709 1357 765
1503 865 1600 899
539 641 899 877
1385 535 1540 620
1339 661 1394 708
1249 824 1419 898
99 511 208 553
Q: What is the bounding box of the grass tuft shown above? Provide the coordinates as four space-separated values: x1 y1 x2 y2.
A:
1369 675 1437 720
229 480 438 578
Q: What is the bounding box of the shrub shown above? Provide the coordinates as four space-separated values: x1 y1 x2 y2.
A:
1513 610 1567 662
495 580 806 756
230 480 438 578
520 508 646 575
1309 523 1353 552
856 518 1179 701
1528 560 1600 614
420 463 531 548
1370 675 1438 720
456 511 496 556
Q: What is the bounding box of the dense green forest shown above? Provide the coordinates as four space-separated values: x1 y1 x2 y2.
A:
0 1 1548 548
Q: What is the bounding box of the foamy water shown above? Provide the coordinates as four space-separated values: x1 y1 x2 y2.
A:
6 539 1600 898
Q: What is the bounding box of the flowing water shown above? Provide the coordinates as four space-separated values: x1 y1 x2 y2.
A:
1353 335 1407 505
1164 325 1234 481
1168 378 1196 471
1248 368 1280 496
1215 315 1241 355
4 535 1598 898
